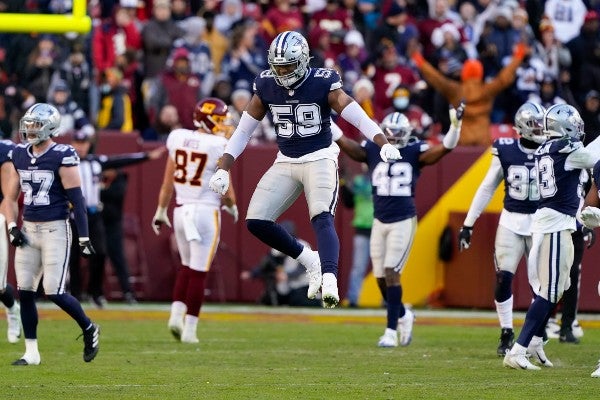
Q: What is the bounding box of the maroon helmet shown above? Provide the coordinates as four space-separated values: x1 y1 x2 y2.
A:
193 97 233 137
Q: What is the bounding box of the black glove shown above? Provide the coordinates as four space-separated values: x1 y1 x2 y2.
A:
458 226 473 252
8 225 27 247
79 238 96 258
583 227 596 249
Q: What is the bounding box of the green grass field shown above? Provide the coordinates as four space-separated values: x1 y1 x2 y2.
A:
1 304 599 400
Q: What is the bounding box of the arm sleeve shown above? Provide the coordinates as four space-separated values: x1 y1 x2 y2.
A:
463 156 504 227
66 187 89 238
339 101 383 141
224 111 260 160
101 152 149 170
566 136 600 170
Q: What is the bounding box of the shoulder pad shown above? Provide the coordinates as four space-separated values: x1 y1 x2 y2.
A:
558 139 583 154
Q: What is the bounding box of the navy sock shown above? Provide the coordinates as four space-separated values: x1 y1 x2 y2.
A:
18 290 38 339
0 283 15 308
310 212 339 275
247 219 303 258
386 285 401 330
398 284 406 318
516 296 554 347
47 293 91 331
494 271 514 302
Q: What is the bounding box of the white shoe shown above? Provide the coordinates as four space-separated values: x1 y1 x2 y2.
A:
572 320 584 338
503 352 541 370
398 309 415 346
168 314 184 341
12 352 41 366
545 318 560 339
321 273 339 308
180 325 199 344
377 328 398 347
303 251 322 299
527 337 553 368
6 303 21 344
592 361 600 378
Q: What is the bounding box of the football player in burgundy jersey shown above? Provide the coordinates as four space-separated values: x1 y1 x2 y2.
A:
208 31 401 308
458 102 547 357
0 103 99 365
0 139 21 344
153 98 238 343
504 103 600 370
334 104 463 346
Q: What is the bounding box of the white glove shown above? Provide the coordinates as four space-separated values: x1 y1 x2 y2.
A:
221 204 239 223
209 169 229 195
580 206 600 229
152 206 171 235
443 102 465 149
380 143 401 162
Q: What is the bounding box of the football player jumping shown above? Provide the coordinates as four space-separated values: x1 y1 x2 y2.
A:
334 104 463 347
0 103 99 365
504 104 600 370
458 102 547 357
152 98 238 343
0 139 22 344
208 31 401 308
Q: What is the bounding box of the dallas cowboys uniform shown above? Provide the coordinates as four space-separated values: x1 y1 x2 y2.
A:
0 140 16 291
10 142 80 294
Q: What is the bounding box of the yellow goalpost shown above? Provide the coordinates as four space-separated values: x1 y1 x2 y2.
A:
0 0 91 34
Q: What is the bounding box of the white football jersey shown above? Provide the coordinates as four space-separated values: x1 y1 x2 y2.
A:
166 128 227 207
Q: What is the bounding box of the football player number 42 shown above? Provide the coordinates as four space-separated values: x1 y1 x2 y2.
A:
174 149 207 186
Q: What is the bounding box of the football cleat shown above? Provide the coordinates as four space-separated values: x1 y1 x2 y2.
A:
497 328 514 356
527 337 553 367
572 320 584 338
6 303 22 343
168 315 184 341
377 328 398 347
303 250 322 299
559 329 580 344
398 309 415 346
12 353 41 366
545 318 560 339
503 352 541 370
181 330 199 344
82 323 100 362
592 360 600 378
321 273 339 308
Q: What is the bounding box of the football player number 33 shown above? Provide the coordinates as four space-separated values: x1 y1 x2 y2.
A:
174 149 207 186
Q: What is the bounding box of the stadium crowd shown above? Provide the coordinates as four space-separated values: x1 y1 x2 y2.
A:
0 0 598 145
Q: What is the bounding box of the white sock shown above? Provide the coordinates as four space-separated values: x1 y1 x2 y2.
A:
183 315 198 335
171 301 187 317
295 246 313 265
509 343 526 355
24 338 40 360
530 335 543 345
495 295 513 329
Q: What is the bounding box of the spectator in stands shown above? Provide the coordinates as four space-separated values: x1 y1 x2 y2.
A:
172 16 215 97
228 89 275 144
335 77 376 141
260 0 304 44
200 11 230 75
308 26 337 69
368 3 419 60
52 44 92 116
567 10 600 102
581 89 600 145
528 74 567 109
220 19 267 94
487 6 519 65
417 0 463 58
388 84 434 141
430 22 468 70
47 80 95 137
141 0 184 80
337 30 367 95
214 0 244 34
142 104 181 142
532 18 572 81
91 3 142 80
23 35 60 103
309 0 354 58
545 0 588 45
171 0 191 22
411 43 527 146
148 47 202 130
97 67 133 133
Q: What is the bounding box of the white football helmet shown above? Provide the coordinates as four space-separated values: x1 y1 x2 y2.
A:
543 103 584 140
19 103 61 145
381 112 413 148
267 31 310 88
514 102 546 144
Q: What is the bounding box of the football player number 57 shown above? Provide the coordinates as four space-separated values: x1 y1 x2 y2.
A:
174 149 207 186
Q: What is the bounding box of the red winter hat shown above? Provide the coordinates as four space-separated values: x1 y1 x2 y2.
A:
461 59 483 81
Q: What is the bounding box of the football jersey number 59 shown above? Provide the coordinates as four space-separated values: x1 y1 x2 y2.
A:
269 103 322 138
